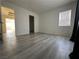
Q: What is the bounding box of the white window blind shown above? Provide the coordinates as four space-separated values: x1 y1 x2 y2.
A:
59 10 72 26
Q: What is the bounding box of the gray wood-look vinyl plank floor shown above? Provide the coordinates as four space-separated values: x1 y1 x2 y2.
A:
0 33 74 59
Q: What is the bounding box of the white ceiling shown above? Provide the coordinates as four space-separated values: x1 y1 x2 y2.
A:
4 0 76 13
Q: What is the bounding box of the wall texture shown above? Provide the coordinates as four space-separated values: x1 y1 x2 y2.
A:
39 2 76 37
2 2 39 35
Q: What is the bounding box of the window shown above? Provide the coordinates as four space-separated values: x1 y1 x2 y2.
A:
59 10 72 26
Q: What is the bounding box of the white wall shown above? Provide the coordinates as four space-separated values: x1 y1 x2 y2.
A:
2 2 39 35
39 2 76 37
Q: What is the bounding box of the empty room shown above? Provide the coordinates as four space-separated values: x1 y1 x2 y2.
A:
0 0 79 59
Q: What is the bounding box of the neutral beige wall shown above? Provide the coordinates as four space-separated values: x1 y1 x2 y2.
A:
39 2 76 37
2 2 39 35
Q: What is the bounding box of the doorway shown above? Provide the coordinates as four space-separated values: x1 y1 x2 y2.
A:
29 15 34 34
